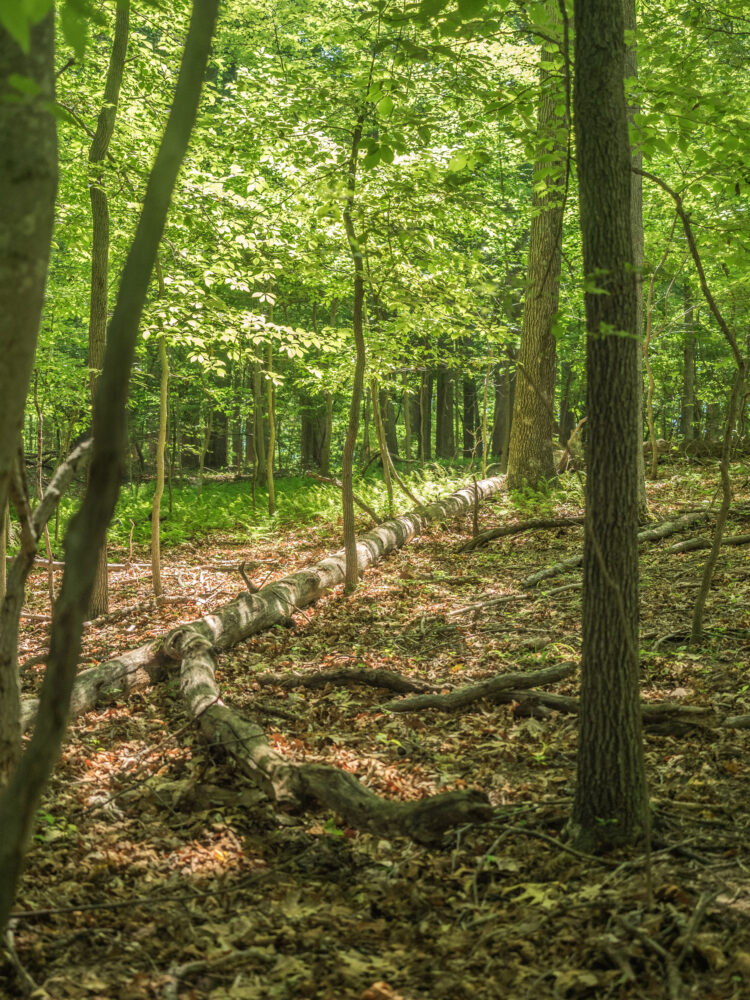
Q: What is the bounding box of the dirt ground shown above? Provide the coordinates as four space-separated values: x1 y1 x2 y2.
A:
3 464 750 1000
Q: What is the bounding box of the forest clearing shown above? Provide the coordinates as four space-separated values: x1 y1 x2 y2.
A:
2 0 750 997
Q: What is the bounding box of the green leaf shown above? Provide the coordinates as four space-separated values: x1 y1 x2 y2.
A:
0 4 31 52
7 72 41 96
376 94 394 117
379 144 394 164
60 0 88 59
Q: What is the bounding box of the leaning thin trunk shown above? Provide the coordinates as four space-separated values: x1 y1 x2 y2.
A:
341 113 367 593
0 0 220 936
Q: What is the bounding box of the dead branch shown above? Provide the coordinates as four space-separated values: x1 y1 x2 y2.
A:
520 509 712 588
255 666 437 694
668 533 750 553
172 627 492 842
380 661 576 713
459 515 585 552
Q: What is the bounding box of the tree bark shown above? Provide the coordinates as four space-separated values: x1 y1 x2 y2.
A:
86 0 131 620
341 113 367 592
152 328 169 598
681 281 697 441
0 13 57 535
435 367 455 458
623 0 648 519
462 377 479 458
0 0 220 935
506 14 564 490
569 0 648 851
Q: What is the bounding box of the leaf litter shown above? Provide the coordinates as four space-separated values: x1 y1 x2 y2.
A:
4 465 750 999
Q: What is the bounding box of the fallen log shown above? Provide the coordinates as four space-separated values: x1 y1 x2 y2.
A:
668 533 750 554
21 475 505 732
173 627 493 842
380 662 576 713
255 667 437 694
458 516 585 553
520 510 712 589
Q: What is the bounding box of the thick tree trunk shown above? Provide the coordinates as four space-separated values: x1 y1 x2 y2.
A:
86 1 130 620
419 372 433 462
0 0 220 935
506 16 564 490
435 368 455 458
569 0 648 851
623 0 648 520
0 13 57 524
380 389 399 458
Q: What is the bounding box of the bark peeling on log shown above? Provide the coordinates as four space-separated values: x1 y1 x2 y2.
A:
21 476 505 731
174 626 493 841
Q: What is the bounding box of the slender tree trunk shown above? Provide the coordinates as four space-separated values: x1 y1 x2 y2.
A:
506 13 564 489
197 404 212 499
33 373 54 606
462 377 479 459
403 389 412 460
151 333 169 598
569 0 648 851
681 281 697 441
266 341 276 516
0 13 57 523
341 113 367 593
0 505 6 606
419 372 433 461
320 392 333 475
86 1 130 619
435 367 455 458
0 0 220 934
371 380 393 515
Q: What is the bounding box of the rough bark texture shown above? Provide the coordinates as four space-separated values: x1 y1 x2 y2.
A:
151 332 169 597
435 368 455 458
506 20 564 490
87 1 130 619
0 0 220 935
381 662 575 713
570 0 648 851
0 14 57 524
462 378 480 458
20 477 505 734
419 372 433 462
176 628 492 841
623 0 648 519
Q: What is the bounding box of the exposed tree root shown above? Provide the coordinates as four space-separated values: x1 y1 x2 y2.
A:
458 516 585 552
255 667 437 694
172 627 493 842
520 510 712 589
20 476 505 732
380 662 576 713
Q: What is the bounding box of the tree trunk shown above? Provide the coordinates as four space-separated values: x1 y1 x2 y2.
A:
151 332 169 598
419 372 433 462
0 0 220 935
569 0 648 852
506 15 564 490
558 361 576 446
681 281 697 441
381 390 399 458
462 377 479 458
86 0 130 620
266 338 276 516
371 381 393 514
403 389 413 460
341 113 367 593
253 356 267 485
623 0 648 519
435 367 455 458
0 13 57 523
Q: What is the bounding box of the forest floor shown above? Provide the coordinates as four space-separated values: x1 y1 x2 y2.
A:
3 461 750 1000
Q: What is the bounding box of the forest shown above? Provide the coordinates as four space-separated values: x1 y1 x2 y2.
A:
1 0 749 997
